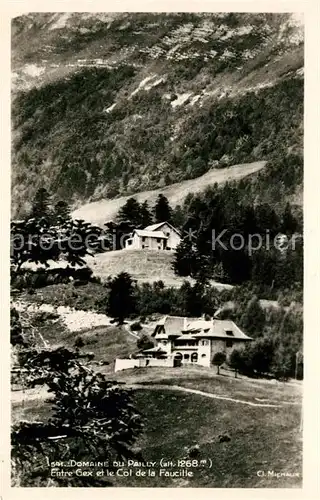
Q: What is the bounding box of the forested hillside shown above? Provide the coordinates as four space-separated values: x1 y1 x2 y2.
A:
11 13 303 217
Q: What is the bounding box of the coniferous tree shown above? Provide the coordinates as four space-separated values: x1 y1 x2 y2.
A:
153 194 172 223
140 201 153 227
11 343 143 486
240 296 266 337
117 198 143 227
184 281 205 317
171 204 185 229
53 200 71 226
271 342 292 380
30 188 51 221
281 202 298 234
229 348 245 378
107 272 136 324
173 238 201 278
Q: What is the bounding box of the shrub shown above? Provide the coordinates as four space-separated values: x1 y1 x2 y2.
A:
130 321 142 331
212 351 227 374
74 336 85 348
137 334 154 351
73 279 89 287
229 348 245 378
218 433 231 443
32 311 59 325
187 444 200 458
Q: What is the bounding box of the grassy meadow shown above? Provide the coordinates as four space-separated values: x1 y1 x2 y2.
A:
12 364 302 488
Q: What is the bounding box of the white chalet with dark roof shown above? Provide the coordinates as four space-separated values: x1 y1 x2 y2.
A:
125 221 181 251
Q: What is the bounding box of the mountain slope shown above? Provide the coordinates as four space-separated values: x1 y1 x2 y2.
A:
72 160 266 225
11 13 303 217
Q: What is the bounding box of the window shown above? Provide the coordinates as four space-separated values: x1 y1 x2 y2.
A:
226 339 233 348
162 340 167 345
191 352 198 363
127 239 132 246
225 330 234 336
201 340 209 346
157 238 161 243
142 237 146 242
184 354 190 360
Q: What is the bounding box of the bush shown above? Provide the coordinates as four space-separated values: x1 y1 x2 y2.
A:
218 433 231 443
137 334 154 351
187 444 200 458
74 336 85 348
32 310 59 325
212 351 227 374
130 321 142 332
73 279 89 287
229 348 245 378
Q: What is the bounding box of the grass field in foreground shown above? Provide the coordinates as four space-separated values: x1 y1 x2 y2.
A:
119 389 302 488
12 385 302 488
113 366 302 404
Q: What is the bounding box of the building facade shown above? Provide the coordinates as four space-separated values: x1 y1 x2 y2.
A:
125 221 181 251
150 316 252 368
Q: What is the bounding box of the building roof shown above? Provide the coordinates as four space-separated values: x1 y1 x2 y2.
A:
175 334 197 341
152 316 198 337
133 229 168 239
144 221 181 235
184 319 212 332
154 332 169 339
192 319 251 340
142 346 167 353
153 316 251 341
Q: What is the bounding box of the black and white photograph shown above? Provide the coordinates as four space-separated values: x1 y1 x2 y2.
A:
10 10 305 489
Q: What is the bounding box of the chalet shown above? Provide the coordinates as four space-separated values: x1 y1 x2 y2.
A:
125 221 181 251
150 316 252 367
114 315 252 372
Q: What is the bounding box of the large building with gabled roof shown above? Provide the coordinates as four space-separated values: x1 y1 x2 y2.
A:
115 315 252 372
149 316 252 367
125 221 181 251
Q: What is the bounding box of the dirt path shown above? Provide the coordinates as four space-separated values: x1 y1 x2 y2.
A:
129 384 287 408
12 382 299 408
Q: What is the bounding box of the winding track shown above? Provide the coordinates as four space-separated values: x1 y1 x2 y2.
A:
12 382 299 408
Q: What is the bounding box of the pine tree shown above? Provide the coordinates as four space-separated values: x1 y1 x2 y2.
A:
153 194 172 223
140 200 153 227
11 344 143 486
229 348 245 378
107 272 136 324
117 198 143 227
271 342 292 380
62 219 97 267
281 202 298 234
53 200 71 226
171 204 185 229
31 188 51 221
240 296 266 337
172 238 200 277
